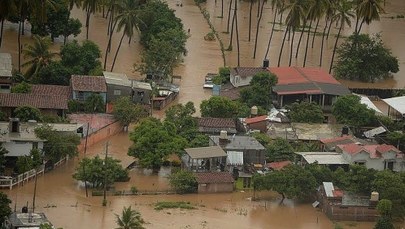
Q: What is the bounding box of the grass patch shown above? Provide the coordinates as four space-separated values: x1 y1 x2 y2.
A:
154 201 197 210
214 207 228 213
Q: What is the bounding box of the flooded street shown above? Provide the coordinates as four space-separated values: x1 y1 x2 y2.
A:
1 0 405 228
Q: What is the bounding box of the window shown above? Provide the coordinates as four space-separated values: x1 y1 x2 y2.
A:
0 85 10 89
384 161 394 171
354 161 365 166
113 89 121 96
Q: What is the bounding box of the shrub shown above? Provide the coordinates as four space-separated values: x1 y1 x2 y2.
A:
168 170 197 194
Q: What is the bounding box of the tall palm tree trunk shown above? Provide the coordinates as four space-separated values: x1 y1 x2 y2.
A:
354 17 359 34
108 20 118 53
227 0 233 33
111 33 125 72
221 0 224 18
86 9 91 40
235 0 240 66
295 20 306 58
319 18 328 66
264 9 278 59
357 19 365 34
303 20 313 67
311 18 320 48
248 0 253 41
278 26 289 67
289 30 295 66
329 24 342 73
326 19 333 40
257 0 260 17
0 19 4 47
228 7 236 50
253 0 265 59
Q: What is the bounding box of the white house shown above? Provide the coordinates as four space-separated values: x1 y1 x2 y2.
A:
336 143 404 172
229 67 268 88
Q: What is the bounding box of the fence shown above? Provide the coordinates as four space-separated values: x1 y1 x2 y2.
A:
77 121 123 153
0 165 45 190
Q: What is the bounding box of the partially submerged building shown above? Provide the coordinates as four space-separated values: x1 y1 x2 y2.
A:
70 75 107 103
195 172 234 193
5 212 54 229
182 146 227 172
196 117 237 134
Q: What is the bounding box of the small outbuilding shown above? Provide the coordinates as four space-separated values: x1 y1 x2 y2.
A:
195 172 234 193
183 146 227 172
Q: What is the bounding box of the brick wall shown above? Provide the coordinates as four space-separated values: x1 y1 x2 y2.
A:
77 121 123 152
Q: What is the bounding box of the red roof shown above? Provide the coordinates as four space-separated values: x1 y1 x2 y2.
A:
197 117 236 128
269 67 340 85
267 160 291 170
332 189 344 197
298 67 341 84
0 93 68 109
245 115 267 125
321 135 352 144
31 84 71 97
276 89 322 95
337 143 401 158
195 172 234 184
71 75 107 92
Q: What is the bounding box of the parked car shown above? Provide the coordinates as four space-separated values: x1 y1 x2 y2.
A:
203 73 216 89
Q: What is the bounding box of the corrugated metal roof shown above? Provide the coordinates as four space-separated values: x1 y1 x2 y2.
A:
295 152 349 165
363 126 386 139
323 182 335 198
132 80 152 90
185 146 227 159
354 93 383 114
103 71 132 87
383 96 405 115
226 151 243 165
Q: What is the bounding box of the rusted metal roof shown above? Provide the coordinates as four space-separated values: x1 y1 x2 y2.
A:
195 172 234 184
71 75 107 92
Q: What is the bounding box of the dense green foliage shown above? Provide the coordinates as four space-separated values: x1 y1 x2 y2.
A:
334 33 399 82
200 96 249 118
115 206 145 229
14 106 42 122
165 102 198 140
168 169 198 194
0 146 8 174
287 101 324 123
240 72 278 109
11 82 32 93
212 67 231 85
332 94 377 128
0 192 11 226
266 138 295 162
84 93 105 113
113 97 148 127
73 156 130 188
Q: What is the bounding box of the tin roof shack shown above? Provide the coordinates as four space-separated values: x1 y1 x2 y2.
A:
318 182 379 221
196 117 237 134
382 96 405 120
152 83 179 110
295 152 349 171
70 75 107 103
103 72 133 103
0 53 12 93
132 80 152 105
270 67 350 110
241 115 268 133
292 123 344 142
209 132 266 166
195 172 234 193
5 212 54 229
182 146 227 172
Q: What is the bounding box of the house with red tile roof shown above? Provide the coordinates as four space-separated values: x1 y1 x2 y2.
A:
336 143 404 171
70 75 107 103
196 117 237 134
195 172 234 193
243 115 268 133
269 67 350 109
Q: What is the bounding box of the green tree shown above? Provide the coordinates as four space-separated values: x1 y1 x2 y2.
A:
287 101 324 123
375 199 395 229
11 82 32 93
374 216 394 229
22 35 58 79
128 118 187 170
200 96 238 118
240 72 278 109
168 169 198 194
115 206 145 229
16 155 33 173
334 33 399 82
73 156 129 188
266 138 294 162
355 0 384 34
0 145 8 173
34 61 71 85
304 163 333 185
60 40 102 75
14 106 43 122
189 134 209 147
113 96 148 127
84 93 105 113
332 94 377 128
165 102 197 140
0 192 11 226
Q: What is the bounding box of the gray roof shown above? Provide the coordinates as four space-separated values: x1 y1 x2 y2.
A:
383 96 405 115
103 71 132 87
0 53 12 77
292 123 344 141
323 182 335 198
210 135 265 151
272 82 350 96
296 152 349 165
132 80 152 91
7 212 53 227
184 146 227 159
363 126 387 139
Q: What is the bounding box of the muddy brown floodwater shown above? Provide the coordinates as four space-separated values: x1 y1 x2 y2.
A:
1 0 405 228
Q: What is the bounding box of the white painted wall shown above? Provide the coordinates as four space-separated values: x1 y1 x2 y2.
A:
230 74 252 88
343 150 404 172
4 141 44 157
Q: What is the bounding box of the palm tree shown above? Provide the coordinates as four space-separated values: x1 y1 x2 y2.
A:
0 0 16 47
329 0 354 73
248 0 255 41
311 0 330 49
115 206 145 229
22 35 58 79
264 0 284 60
356 0 384 33
69 0 83 10
319 0 335 66
110 0 141 71
104 0 124 70
252 0 267 58
226 0 233 33
83 0 100 40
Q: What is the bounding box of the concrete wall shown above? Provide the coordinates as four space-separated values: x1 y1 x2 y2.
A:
198 183 234 193
344 151 404 171
243 149 266 165
77 121 123 152
4 141 44 157
248 121 267 133
230 74 252 88
133 88 152 104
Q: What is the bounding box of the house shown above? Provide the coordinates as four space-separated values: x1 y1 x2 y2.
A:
219 83 241 101
270 67 350 110
295 152 349 171
103 71 133 103
317 182 379 221
242 115 268 133
132 80 152 104
70 75 107 103
196 117 237 134
0 53 12 93
209 131 266 165
195 172 234 193
382 96 405 120
321 135 359 151
0 85 71 117
182 146 227 172
4 212 54 229
230 67 268 88
336 143 404 171
0 119 45 158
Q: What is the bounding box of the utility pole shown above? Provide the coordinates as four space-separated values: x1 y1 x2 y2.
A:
83 122 90 197
102 141 109 206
